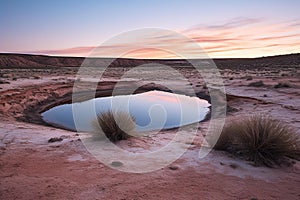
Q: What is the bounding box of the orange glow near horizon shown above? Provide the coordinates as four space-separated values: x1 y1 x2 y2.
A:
120 48 182 59
26 19 300 59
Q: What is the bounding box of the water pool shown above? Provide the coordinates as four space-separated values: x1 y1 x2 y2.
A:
42 90 210 132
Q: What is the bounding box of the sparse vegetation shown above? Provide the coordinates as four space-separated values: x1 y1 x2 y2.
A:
92 111 136 142
213 115 300 167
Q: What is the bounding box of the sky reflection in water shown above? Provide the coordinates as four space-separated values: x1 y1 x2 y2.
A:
42 91 210 132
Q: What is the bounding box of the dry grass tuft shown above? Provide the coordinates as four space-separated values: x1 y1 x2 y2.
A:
213 115 300 167
92 111 136 142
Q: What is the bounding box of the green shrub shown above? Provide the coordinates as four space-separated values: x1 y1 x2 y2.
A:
213 115 300 167
92 111 136 142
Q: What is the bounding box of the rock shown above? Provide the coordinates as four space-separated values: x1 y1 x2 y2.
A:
169 166 179 170
229 163 239 169
245 76 253 80
111 161 123 167
48 137 63 143
248 80 264 87
274 82 291 88
0 79 10 84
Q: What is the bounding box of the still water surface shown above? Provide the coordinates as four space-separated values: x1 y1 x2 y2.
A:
42 91 210 132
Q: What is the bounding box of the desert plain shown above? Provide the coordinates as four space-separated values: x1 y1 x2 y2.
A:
0 53 300 199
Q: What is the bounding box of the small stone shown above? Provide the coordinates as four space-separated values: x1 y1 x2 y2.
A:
169 166 179 170
48 137 63 143
0 79 10 84
248 80 264 87
274 82 290 88
229 163 238 169
111 161 123 167
245 76 253 80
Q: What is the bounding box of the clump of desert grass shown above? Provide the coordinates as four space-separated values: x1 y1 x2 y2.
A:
92 111 136 142
213 115 300 167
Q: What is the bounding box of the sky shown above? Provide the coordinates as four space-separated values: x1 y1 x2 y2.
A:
1 0 300 58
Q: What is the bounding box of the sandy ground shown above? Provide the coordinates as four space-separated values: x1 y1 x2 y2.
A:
0 66 300 199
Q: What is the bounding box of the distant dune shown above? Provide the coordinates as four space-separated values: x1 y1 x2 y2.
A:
0 53 300 69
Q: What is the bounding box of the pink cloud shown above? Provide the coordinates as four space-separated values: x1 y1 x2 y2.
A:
32 46 96 56
27 18 300 58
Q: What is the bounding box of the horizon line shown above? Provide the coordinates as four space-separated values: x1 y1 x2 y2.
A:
1 52 299 60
